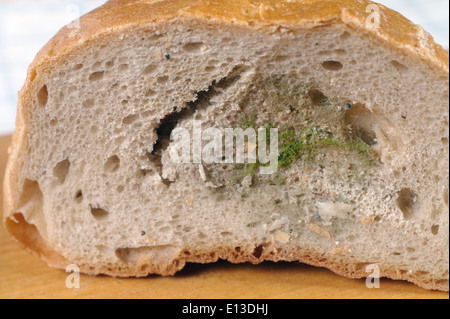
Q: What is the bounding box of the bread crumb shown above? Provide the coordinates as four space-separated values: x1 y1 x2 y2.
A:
274 231 290 243
307 223 331 240
186 197 194 206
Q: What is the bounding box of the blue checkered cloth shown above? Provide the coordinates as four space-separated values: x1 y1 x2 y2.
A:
0 0 448 135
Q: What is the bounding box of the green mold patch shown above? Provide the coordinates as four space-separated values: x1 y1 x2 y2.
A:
231 73 377 183
277 125 374 168
200 73 379 188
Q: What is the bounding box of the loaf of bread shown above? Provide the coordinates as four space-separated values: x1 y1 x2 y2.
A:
3 0 449 291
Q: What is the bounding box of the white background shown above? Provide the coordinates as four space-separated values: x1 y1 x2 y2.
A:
0 0 448 135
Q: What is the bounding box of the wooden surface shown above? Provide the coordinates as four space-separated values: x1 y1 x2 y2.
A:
0 135 448 299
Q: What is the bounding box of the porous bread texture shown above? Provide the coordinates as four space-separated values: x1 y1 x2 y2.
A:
4 8 449 291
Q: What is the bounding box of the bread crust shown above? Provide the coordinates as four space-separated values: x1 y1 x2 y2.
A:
3 0 449 292
70 245 450 292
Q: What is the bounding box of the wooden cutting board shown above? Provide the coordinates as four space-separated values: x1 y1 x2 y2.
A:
0 135 447 299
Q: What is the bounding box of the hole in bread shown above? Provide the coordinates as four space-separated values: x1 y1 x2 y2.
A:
442 137 449 145
19 179 43 208
142 63 156 74
115 245 180 264
252 244 264 259
119 64 129 71
159 226 172 234
37 85 48 107
50 118 58 126
75 190 83 203
354 262 373 272
182 42 205 53
145 89 156 97
183 226 193 233
139 169 154 177
396 188 419 220
12 180 52 241
431 225 440 235
391 60 409 72
318 50 331 56
344 103 378 145
90 125 98 134
340 31 351 40
149 64 249 187
274 55 289 62
321 61 343 71
90 206 109 220
89 71 104 81
74 63 83 71
82 99 94 108
122 114 139 125
157 76 169 83
308 89 328 106
53 159 70 184
105 60 114 68
117 185 124 193
221 232 233 237
104 155 120 173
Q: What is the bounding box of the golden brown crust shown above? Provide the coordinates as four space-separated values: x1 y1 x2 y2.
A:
4 213 68 269
27 0 450 78
3 0 449 292
75 244 450 292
